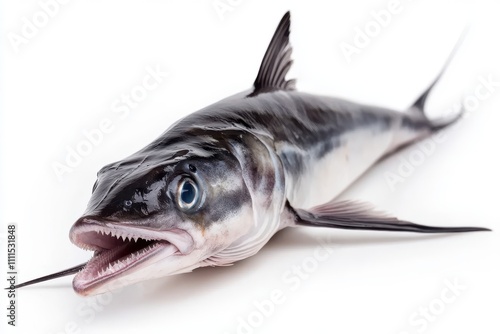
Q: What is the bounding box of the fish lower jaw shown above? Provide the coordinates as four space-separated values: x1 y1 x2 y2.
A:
73 240 178 295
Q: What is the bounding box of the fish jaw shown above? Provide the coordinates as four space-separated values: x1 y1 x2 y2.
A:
70 217 196 295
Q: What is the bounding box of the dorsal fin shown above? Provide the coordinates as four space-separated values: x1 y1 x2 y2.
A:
248 11 296 97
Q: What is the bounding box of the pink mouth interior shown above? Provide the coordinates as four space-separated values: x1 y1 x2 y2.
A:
72 229 177 294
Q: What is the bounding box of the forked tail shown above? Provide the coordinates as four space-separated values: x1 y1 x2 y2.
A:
409 29 469 132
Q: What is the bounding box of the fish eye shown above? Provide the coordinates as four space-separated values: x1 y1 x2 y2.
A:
124 200 133 208
177 178 199 211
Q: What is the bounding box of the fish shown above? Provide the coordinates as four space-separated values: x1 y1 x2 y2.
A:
13 11 490 296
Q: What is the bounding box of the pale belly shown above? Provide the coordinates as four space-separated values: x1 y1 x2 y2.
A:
282 127 396 209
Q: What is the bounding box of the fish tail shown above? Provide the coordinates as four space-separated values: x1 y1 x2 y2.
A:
409 28 469 132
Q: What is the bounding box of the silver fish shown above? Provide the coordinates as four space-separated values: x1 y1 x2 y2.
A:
14 12 489 296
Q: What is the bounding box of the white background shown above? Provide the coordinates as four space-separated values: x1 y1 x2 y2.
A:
1 0 499 333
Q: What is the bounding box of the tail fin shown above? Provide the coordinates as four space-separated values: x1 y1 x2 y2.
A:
410 28 469 131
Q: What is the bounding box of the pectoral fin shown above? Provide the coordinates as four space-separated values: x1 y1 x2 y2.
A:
289 200 491 233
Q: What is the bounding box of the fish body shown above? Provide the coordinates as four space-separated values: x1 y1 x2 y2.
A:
189 90 431 209
14 12 489 295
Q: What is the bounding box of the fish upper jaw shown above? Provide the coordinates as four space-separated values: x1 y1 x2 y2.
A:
70 216 194 254
69 216 195 295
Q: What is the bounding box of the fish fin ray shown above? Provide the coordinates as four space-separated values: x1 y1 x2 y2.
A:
248 11 295 97
289 200 491 233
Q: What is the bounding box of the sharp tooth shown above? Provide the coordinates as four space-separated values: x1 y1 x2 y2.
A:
133 236 139 242
113 260 125 271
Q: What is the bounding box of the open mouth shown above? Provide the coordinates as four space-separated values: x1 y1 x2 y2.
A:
70 219 182 294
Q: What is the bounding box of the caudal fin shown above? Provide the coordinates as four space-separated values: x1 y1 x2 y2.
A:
410 28 469 132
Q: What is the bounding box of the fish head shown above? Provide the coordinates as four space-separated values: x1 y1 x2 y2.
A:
69 144 257 296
